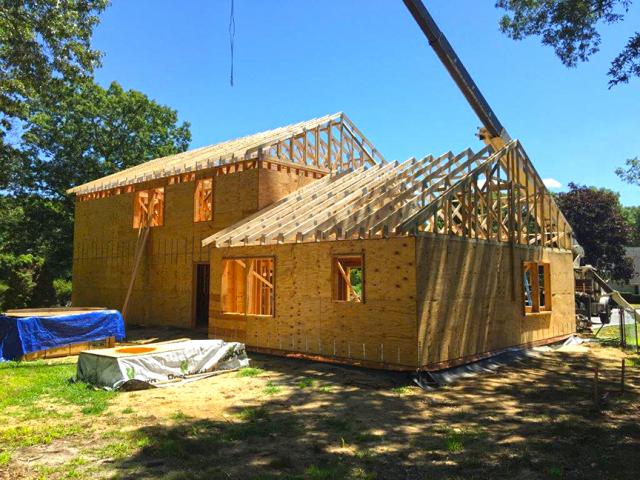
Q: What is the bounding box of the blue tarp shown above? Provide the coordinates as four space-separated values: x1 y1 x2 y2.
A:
0 310 125 361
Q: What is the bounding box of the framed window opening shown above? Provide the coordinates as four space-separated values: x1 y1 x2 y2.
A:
133 187 164 228
523 261 551 314
221 257 274 316
194 178 213 222
333 255 364 303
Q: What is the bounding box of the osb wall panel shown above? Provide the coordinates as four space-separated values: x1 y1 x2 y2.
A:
209 237 419 369
416 235 575 367
213 169 260 228
72 170 264 327
257 168 318 210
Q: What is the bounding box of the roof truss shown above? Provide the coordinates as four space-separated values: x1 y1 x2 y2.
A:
397 141 573 249
203 140 572 250
68 113 384 195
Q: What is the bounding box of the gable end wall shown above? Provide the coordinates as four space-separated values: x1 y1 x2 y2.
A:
416 235 575 368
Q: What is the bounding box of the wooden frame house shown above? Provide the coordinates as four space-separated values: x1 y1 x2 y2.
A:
70 113 575 371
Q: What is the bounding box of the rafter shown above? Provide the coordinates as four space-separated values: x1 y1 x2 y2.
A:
203 139 572 251
68 113 386 196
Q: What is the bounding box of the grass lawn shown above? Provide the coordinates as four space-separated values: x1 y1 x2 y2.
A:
596 324 640 351
1 340 639 479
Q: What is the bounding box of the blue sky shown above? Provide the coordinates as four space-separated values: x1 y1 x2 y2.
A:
93 0 640 205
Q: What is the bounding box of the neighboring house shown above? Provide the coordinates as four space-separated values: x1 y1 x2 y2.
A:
610 246 640 294
69 113 576 371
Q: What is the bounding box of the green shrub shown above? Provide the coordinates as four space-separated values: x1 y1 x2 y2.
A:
0 281 9 302
53 278 72 306
0 253 44 310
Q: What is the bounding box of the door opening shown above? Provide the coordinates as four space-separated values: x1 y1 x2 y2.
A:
194 263 210 329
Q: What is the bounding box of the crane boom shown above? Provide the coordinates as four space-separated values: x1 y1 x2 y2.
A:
402 0 510 146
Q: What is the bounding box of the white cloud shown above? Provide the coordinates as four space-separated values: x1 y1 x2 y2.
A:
543 178 562 189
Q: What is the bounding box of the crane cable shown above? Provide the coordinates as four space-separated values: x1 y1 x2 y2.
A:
229 0 235 87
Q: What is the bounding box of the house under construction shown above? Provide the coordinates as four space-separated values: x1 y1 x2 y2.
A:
69 112 576 371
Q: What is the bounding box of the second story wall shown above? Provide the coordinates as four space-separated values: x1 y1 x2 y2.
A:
72 164 320 327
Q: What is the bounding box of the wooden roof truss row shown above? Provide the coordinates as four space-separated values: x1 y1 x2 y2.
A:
68 112 385 195
398 141 572 249
203 140 573 250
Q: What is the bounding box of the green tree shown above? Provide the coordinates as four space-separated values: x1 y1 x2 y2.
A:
622 205 640 246
0 81 191 309
0 253 43 310
24 80 191 197
615 159 640 229
556 183 633 281
496 0 639 87
0 195 67 307
616 156 640 188
0 2 192 310
0 0 108 190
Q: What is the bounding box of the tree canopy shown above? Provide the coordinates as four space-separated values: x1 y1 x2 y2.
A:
0 1 191 310
24 80 191 198
622 205 640 246
556 183 633 281
496 0 639 87
615 156 640 187
0 0 109 190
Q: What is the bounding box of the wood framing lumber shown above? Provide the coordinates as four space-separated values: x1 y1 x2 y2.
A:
335 259 361 302
203 140 573 251
68 113 385 196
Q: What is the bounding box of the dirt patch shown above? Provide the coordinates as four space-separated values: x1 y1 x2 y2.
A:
14 440 80 467
2 339 640 479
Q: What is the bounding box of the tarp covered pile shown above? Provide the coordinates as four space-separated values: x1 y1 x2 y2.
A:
0 310 125 361
77 339 249 390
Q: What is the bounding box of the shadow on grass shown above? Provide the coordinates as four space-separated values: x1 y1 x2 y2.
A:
108 351 640 480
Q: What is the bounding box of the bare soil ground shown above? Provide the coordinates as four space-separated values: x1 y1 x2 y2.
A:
1 329 639 480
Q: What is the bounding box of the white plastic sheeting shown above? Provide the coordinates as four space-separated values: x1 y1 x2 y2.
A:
414 335 581 389
77 339 249 390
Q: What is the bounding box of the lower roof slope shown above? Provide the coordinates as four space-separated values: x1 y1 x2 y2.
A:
203 140 573 251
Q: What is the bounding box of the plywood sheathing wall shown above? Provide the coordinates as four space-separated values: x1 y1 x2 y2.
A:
257 167 316 210
209 237 419 369
72 167 317 328
415 234 575 368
